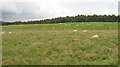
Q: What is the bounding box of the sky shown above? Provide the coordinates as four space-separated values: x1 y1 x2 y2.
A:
0 0 119 22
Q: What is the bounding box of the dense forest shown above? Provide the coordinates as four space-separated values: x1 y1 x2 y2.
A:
1 14 119 25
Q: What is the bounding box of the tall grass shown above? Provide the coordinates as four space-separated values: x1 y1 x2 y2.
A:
2 22 118 65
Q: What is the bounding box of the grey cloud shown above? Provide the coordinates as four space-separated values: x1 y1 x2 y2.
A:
1 0 118 22
2 2 54 21
118 1 120 15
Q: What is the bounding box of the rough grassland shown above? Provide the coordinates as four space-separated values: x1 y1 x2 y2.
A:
2 22 118 65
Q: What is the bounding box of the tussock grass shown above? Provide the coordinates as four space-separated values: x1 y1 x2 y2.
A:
2 22 118 65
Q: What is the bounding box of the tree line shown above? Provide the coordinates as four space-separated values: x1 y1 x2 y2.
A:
1 14 119 25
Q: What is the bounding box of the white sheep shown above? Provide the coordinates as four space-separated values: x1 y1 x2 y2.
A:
59 23 62 24
83 30 87 32
92 35 99 38
76 24 79 26
73 30 77 32
9 32 12 34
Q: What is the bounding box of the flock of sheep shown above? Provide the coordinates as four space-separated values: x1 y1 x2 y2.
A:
73 30 99 38
1 32 11 34
1 23 102 39
1 30 99 39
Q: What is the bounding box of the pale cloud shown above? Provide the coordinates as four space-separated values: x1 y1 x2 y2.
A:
1 0 119 21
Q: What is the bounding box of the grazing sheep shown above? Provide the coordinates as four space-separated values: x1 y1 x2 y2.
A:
83 30 87 32
74 30 77 32
92 35 99 38
76 24 79 26
59 23 62 24
9 32 11 34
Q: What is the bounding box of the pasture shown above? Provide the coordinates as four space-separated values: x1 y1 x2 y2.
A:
2 22 118 65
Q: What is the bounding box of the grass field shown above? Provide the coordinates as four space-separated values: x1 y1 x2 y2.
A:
2 22 118 65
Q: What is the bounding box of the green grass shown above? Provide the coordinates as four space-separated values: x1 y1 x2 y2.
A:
2 22 118 65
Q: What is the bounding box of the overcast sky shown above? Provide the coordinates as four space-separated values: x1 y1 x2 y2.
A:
0 0 119 22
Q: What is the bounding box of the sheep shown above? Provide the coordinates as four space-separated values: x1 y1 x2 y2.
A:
59 23 62 24
83 30 87 32
73 30 77 32
76 24 79 26
92 35 99 38
9 32 12 34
